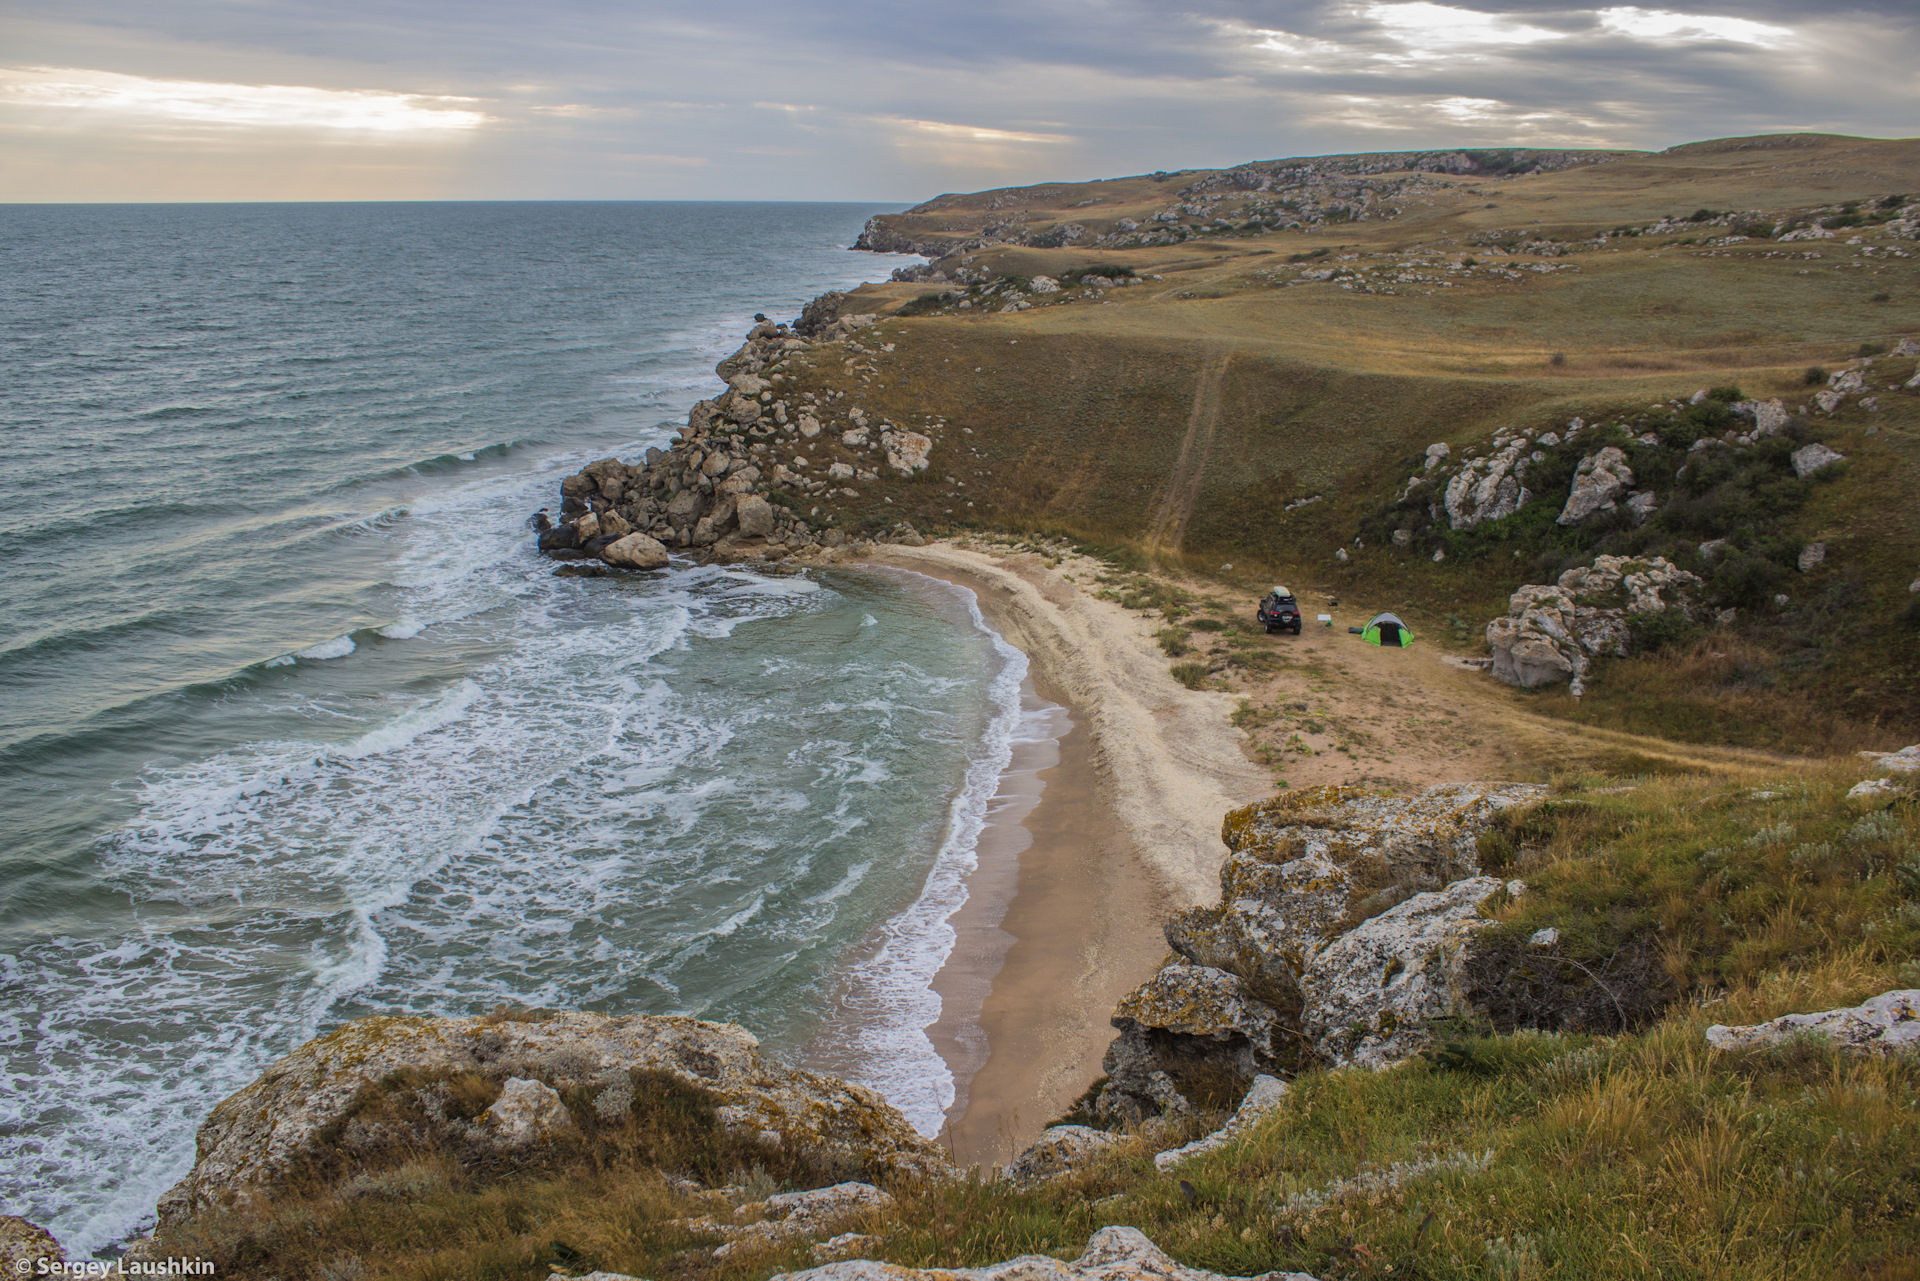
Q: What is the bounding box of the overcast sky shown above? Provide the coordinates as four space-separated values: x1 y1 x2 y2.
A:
2 1 1913 202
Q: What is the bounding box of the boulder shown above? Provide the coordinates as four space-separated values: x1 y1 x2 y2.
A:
539 523 581 552
1860 744 1920 774
603 533 671 569
155 1011 949 1226
1557 447 1634 524
1814 389 1844 414
1423 442 1450 470
735 496 775 539
1153 1075 1289 1171
881 429 932 474
1734 398 1790 436
482 1077 575 1147
1098 785 1543 1117
0 1219 66 1276
1300 877 1511 1069
1798 542 1827 572
1706 990 1920 1055
767 1226 1318 1281
1442 438 1531 529
1486 556 1699 692
1005 1126 1125 1185
1829 368 1867 394
575 511 602 543
1791 443 1846 478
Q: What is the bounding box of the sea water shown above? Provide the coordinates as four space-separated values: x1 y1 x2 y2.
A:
0 203 1011 1254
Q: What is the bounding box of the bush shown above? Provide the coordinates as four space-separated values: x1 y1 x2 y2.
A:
1707 385 1745 402
1804 366 1829 385
1170 662 1210 689
1157 626 1192 656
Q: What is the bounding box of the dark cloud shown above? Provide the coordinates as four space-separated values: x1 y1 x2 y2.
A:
1 1 1912 200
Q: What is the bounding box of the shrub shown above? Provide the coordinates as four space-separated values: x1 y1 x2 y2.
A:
1157 626 1192 656
1804 366 1829 385
1707 385 1745 402
1170 662 1210 689
1859 341 1888 357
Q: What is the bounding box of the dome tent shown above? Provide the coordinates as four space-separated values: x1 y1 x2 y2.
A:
1362 612 1413 647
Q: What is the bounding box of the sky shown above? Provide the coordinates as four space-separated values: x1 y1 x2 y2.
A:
1 1 1914 202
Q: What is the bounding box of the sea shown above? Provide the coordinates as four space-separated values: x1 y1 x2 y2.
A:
0 202 1028 1254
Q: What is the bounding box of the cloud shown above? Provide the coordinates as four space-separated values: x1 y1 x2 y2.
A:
0 65 488 134
0 1 1913 199
1594 7 1793 47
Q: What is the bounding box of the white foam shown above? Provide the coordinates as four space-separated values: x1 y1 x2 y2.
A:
813 573 1032 1135
377 620 424 640
294 635 356 661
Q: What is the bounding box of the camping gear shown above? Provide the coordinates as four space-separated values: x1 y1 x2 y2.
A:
1361 612 1413 647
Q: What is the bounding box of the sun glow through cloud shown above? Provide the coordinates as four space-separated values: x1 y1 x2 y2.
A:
1595 7 1795 46
0 66 489 133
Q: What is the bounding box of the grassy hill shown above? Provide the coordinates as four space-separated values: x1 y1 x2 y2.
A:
768 133 1920 753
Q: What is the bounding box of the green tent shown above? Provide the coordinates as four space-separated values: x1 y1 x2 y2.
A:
1361 611 1413 647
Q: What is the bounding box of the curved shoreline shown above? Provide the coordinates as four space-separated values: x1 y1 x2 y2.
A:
862 542 1272 1167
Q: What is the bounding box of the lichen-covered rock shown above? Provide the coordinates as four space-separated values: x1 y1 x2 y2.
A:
1005 1126 1126 1184
1557 446 1634 524
1099 785 1542 1116
1153 1075 1289 1171
1486 556 1699 693
157 1012 949 1226
769 1225 1318 1281
1300 877 1513 1069
0 1218 66 1276
1706 990 1920 1055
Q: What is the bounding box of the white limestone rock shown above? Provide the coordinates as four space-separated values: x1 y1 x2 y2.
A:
881 429 933 474
1153 1075 1289 1171
696 1183 896 1261
1557 447 1634 524
1706 990 1920 1055
482 1077 574 1147
603 533 671 569
1443 438 1531 529
770 1226 1318 1281
1300 877 1512 1069
1792 443 1846 477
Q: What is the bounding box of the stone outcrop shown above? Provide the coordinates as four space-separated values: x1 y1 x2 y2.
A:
1485 555 1701 695
156 1011 949 1226
1005 1125 1127 1184
0 1218 66 1276
535 314 940 567
1557 447 1635 524
1299 877 1515 1069
1442 436 1532 529
1094 784 1542 1121
679 1182 896 1260
1153 1075 1288 1171
767 1226 1318 1281
1706 990 1919 1055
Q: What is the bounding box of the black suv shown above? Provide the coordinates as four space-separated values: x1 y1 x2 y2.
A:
1258 588 1302 635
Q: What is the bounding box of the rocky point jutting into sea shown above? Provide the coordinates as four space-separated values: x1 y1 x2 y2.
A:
531 303 941 573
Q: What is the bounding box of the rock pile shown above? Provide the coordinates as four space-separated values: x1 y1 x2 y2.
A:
1485 554 1702 695
1091 784 1542 1122
155 1010 948 1226
536 316 941 568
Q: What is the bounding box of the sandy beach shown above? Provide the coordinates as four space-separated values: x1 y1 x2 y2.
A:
867 543 1270 1168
